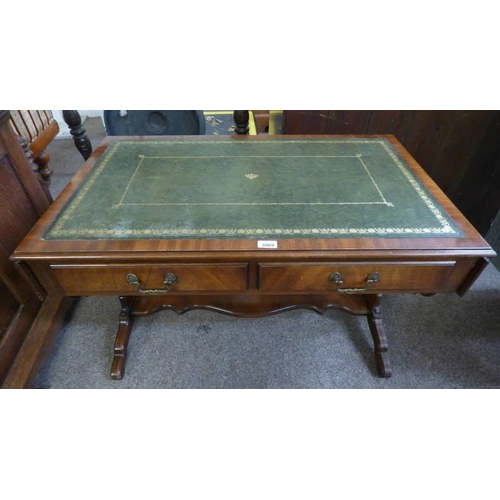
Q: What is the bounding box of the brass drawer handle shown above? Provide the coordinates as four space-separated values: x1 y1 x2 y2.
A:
329 271 379 294
126 273 178 294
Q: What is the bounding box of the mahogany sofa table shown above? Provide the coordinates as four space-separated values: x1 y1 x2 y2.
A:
12 135 496 380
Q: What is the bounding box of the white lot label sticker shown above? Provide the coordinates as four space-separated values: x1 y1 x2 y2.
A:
258 240 278 249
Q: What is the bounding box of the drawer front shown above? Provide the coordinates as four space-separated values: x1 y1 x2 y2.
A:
52 264 248 294
258 261 457 293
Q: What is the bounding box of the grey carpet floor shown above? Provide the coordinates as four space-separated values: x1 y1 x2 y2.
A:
36 118 500 389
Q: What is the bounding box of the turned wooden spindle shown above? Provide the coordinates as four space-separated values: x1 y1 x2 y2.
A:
33 149 53 185
17 134 37 172
16 133 53 186
16 135 52 200
233 110 250 135
63 110 93 160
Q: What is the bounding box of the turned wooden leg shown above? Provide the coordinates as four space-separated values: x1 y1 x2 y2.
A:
33 149 53 185
111 296 135 380
17 135 36 170
63 110 93 160
15 129 53 186
16 135 52 201
233 110 250 135
366 294 392 378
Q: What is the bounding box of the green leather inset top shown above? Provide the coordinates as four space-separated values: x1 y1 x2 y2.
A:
44 138 463 240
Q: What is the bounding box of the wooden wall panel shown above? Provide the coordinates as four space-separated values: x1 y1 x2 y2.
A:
403 111 494 196
366 110 414 140
283 110 330 134
325 111 372 134
453 112 500 234
399 111 460 188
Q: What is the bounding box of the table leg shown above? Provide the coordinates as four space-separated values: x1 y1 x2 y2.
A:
111 296 135 380
366 294 392 378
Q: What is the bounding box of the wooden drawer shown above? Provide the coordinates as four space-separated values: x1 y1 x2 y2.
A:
258 261 458 293
51 263 248 295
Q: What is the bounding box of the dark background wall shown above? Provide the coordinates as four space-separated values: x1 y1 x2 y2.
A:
282 111 500 236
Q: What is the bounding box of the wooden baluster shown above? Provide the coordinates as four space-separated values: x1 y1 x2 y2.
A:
233 110 250 135
63 110 93 160
16 134 52 202
33 149 53 185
